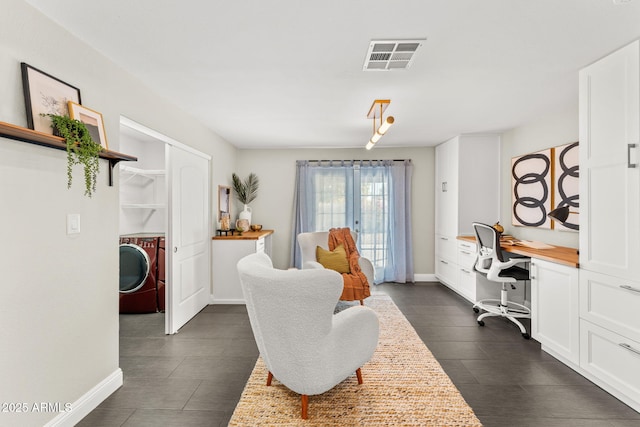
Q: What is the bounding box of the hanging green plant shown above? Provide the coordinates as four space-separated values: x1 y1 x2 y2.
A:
44 114 103 197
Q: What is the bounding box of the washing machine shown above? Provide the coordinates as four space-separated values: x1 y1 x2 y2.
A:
119 234 163 313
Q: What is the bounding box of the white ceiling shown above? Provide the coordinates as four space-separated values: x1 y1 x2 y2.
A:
24 0 640 149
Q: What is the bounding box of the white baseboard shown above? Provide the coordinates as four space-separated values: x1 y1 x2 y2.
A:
210 296 245 304
45 368 123 427
413 273 438 282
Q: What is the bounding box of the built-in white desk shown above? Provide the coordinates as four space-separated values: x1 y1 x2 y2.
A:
457 236 640 414
458 235 580 364
457 235 579 267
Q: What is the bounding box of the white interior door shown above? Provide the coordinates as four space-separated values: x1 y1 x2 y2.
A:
167 145 211 334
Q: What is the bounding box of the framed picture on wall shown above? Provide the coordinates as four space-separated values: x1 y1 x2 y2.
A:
68 101 109 149
218 185 231 221
511 148 552 229
20 62 82 134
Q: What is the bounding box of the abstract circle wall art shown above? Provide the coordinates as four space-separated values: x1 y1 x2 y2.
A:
511 148 552 229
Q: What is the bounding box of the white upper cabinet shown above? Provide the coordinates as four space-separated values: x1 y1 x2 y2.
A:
435 134 501 238
579 40 640 281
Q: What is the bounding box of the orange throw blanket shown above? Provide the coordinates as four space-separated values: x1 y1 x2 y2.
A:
328 227 371 301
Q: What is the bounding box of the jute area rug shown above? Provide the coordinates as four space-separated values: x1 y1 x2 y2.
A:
228 294 482 426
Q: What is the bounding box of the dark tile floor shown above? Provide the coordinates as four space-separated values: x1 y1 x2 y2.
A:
79 282 640 427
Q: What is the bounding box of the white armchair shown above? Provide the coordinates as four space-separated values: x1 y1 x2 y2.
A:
236 252 380 419
297 230 375 285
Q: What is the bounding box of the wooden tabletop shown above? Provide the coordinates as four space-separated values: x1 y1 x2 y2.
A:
212 229 273 240
457 235 579 268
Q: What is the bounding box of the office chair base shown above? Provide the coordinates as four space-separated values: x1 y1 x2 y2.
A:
473 298 531 339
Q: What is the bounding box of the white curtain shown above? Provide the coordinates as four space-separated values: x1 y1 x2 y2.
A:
290 159 413 283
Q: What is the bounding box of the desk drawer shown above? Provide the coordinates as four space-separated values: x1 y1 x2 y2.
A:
580 269 640 342
435 257 457 288
436 234 457 261
458 241 477 270
580 319 640 406
255 238 265 253
458 266 476 301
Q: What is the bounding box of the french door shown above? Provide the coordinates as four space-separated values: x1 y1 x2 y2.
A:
310 162 390 280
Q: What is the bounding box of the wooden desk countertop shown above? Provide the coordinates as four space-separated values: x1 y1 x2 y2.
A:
457 235 579 268
212 229 274 241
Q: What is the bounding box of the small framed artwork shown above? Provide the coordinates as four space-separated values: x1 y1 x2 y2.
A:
21 62 82 133
218 185 231 221
68 101 108 149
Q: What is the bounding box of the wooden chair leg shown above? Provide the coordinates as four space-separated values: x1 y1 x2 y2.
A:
301 394 308 419
266 371 273 386
359 299 364 305
356 367 363 384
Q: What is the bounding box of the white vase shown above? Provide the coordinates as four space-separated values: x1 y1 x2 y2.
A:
239 204 252 225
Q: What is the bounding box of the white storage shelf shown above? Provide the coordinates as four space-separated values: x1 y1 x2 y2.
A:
120 165 166 210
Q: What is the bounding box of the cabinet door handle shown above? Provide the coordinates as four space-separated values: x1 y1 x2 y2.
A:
440 260 449 265
460 268 471 274
620 284 640 294
460 250 472 255
628 144 637 168
619 343 640 356
440 237 448 241
442 182 447 192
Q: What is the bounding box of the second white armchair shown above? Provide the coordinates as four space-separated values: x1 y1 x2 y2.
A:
297 230 375 284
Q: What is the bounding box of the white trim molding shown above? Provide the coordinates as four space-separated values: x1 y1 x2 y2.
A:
414 273 438 282
44 369 123 427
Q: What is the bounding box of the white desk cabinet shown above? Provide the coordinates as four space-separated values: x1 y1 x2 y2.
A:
211 230 273 304
579 269 640 411
580 319 640 411
530 258 580 366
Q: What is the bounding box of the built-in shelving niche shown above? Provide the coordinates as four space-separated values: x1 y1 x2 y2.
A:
0 121 137 186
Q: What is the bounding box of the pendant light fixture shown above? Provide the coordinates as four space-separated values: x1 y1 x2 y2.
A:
365 99 394 150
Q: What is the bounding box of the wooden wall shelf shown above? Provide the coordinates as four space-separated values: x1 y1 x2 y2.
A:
0 121 137 186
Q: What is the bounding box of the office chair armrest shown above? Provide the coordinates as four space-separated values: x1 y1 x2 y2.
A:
491 256 530 271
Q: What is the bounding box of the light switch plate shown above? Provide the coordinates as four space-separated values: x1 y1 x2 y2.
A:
67 213 80 234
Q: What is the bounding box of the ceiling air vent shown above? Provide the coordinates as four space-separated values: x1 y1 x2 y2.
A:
363 39 426 71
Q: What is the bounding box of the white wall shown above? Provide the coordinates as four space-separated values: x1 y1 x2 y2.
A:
0 1 236 425
500 104 580 248
234 146 435 276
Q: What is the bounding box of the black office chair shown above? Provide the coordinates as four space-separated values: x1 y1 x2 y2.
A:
472 222 531 339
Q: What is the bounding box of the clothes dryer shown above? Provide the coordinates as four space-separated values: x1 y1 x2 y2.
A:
119 234 162 313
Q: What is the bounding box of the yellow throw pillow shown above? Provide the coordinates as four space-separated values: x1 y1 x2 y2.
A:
316 244 351 274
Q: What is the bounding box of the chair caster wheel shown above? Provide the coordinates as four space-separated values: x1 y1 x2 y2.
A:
522 333 530 340
477 320 485 326
473 307 479 313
